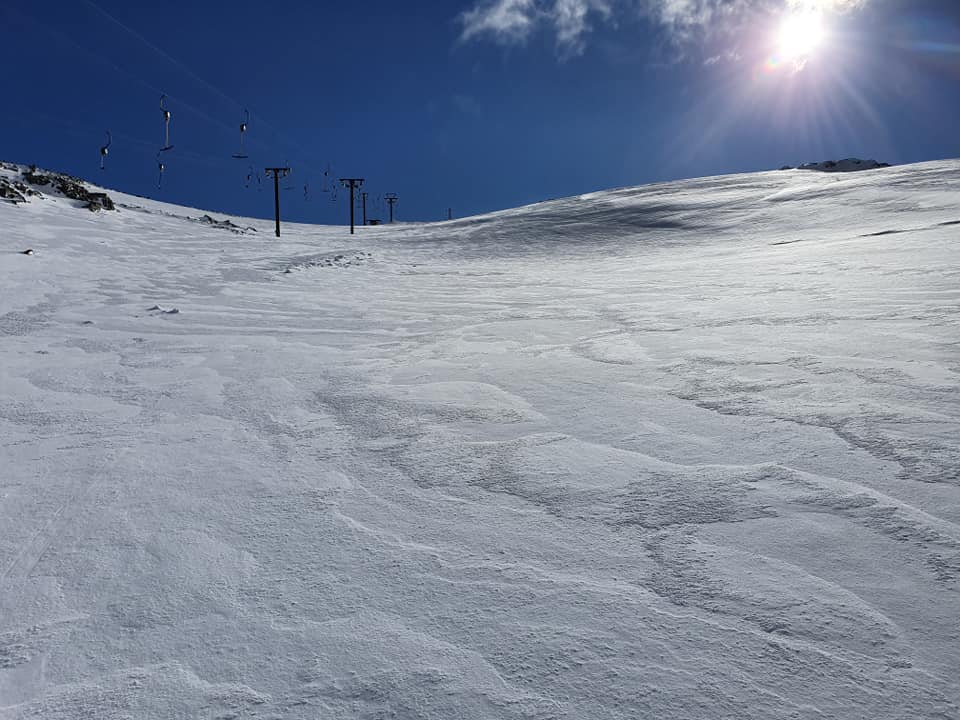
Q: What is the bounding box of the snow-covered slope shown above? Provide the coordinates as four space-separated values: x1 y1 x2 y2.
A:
1 160 958 719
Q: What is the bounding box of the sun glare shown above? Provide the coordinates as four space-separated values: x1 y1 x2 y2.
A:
777 11 826 62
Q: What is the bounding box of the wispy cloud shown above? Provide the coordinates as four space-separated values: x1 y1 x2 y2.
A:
459 0 615 53
458 0 869 56
552 0 614 53
460 0 538 44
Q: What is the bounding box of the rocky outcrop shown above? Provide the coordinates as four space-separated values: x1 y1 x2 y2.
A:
197 214 257 234
20 167 116 211
85 192 115 212
0 177 40 204
783 158 891 173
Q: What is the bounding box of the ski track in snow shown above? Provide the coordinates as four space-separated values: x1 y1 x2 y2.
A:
1 161 959 718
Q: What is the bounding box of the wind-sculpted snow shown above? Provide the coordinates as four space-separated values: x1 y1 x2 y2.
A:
1 160 959 718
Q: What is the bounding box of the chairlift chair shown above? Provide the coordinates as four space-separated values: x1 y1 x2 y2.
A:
232 108 249 159
159 94 174 151
99 131 112 170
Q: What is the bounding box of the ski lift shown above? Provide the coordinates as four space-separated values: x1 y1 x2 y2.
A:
320 162 332 193
245 164 263 190
159 94 173 151
99 131 112 170
233 108 249 159
156 95 175 187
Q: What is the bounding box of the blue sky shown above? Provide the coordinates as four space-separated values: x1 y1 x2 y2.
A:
1 0 958 224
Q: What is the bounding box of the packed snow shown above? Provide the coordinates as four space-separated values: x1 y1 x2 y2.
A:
1 160 958 719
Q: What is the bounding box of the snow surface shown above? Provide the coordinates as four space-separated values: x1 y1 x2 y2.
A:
1 160 959 719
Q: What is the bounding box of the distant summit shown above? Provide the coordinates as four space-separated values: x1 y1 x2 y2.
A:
780 158 891 173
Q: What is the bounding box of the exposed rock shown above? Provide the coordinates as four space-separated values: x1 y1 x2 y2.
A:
86 192 116 212
792 158 891 173
0 178 26 204
0 176 38 204
20 168 116 211
196 214 257 234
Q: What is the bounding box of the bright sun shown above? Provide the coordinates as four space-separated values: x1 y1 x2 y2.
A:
777 11 826 62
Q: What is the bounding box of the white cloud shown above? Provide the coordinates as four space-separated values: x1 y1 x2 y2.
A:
552 0 613 51
459 0 869 55
460 0 539 43
459 0 615 52
788 0 866 9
